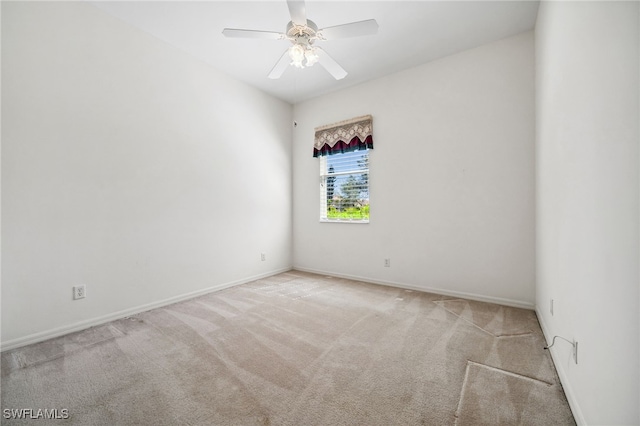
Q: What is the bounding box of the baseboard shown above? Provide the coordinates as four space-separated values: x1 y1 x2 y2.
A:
1 267 293 352
535 308 586 426
293 267 535 310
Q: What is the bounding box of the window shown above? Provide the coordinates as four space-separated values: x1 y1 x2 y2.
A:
314 114 373 222
320 149 370 222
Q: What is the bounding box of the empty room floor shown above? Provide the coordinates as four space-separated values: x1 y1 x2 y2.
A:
1 271 575 425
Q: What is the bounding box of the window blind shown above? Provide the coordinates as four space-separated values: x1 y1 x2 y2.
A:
320 149 370 222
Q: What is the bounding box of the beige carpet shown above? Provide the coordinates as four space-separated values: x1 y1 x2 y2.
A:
1 271 575 425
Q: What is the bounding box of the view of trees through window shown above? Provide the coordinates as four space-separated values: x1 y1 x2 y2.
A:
320 150 369 221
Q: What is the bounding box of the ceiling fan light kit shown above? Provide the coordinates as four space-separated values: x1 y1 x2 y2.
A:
286 20 319 69
222 0 378 80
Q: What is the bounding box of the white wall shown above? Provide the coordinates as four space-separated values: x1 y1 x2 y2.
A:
1 2 293 347
535 2 639 424
293 32 535 308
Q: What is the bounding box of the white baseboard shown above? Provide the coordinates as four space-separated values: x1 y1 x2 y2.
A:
535 308 586 426
293 267 535 310
1 267 293 352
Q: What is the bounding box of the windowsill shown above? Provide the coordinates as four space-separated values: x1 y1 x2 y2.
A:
320 219 369 224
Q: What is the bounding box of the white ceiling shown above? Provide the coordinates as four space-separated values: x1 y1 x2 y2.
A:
91 1 539 104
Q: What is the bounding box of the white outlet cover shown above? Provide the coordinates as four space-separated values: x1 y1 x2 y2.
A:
73 285 86 300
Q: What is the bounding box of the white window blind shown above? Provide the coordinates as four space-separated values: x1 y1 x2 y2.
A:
320 149 370 222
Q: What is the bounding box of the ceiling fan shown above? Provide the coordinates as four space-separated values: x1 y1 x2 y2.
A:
222 0 378 80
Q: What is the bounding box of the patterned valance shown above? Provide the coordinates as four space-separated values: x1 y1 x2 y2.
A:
313 115 373 157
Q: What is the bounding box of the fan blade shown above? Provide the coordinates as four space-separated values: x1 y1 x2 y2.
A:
287 0 307 26
318 19 378 40
268 50 291 79
222 28 284 40
316 48 347 80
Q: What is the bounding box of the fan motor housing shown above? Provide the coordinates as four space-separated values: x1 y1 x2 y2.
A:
286 19 318 44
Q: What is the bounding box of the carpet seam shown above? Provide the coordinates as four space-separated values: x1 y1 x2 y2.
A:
466 360 554 386
433 300 535 338
454 361 473 426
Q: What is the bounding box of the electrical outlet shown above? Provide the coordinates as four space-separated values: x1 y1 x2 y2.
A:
261 253 266 261
384 259 391 267
73 285 86 300
550 299 554 316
